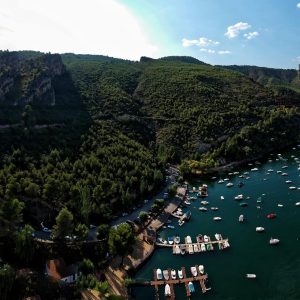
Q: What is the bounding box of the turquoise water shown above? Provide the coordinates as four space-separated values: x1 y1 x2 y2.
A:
133 149 300 300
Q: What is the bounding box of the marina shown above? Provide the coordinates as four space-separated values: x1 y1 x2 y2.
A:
134 148 300 300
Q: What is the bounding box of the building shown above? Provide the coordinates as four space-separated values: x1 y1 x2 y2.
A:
45 258 79 284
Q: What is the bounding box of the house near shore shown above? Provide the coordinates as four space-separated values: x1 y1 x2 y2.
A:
45 258 79 284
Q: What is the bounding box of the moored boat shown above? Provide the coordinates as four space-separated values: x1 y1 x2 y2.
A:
171 269 176 279
213 216 222 221
269 238 280 245
168 236 174 244
199 207 208 212
156 268 162 280
211 207 219 211
174 235 180 244
200 243 206 252
165 284 171 296
239 214 244 222
246 274 256 279
178 269 183 279
190 266 197 277
226 182 233 187
267 213 277 219
256 227 265 232
163 270 169 280
214 233 222 241
188 281 195 293
196 234 203 243
201 200 209 205
198 265 205 275
180 245 186 255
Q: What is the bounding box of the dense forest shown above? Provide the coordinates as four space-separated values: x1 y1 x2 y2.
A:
1 50 300 298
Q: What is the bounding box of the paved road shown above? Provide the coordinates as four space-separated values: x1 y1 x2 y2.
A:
111 167 179 226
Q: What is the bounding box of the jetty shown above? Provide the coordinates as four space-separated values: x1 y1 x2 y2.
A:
148 267 211 299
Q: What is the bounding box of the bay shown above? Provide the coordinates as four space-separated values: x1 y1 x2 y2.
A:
133 149 300 300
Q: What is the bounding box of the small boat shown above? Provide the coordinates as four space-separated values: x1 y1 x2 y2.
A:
269 238 280 245
192 187 196 192
267 169 274 172
289 186 296 190
213 217 222 221
218 179 224 184
167 225 175 229
165 284 171 296
171 269 176 279
190 266 197 277
178 269 183 279
198 265 205 275
215 233 222 240
278 204 284 207
226 182 234 187
267 213 277 219
163 270 169 280
211 207 219 211
246 274 256 279
199 207 208 212
239 214 244 222
196 234 203 243
282 165 288 169
203 235 209 242
174 235 180 244
282 173 288 176
234 194 244 200
188 281 195 293
234 171 239 175
224 178 230 181
174 245 180 254
276 170 282 174
184 200 191 205
200 243 206 252
251 168 258 171
256 227 265 232
240 202 248 207
186 236 192 244
201 200 209 205
220 196 224 200
223 240 230 248
295 202 300 206
168 236 174 244
285 180 292 184
188 244 194 254
156 268 163 280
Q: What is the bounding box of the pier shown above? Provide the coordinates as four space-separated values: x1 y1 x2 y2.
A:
149 267 211 299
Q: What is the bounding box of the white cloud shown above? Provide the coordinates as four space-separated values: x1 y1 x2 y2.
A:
199 48 215 54
218 50 231 55
244 31 259 40
297 3 300 8
225 22 251 39
182 37 219 48
0 0 158 60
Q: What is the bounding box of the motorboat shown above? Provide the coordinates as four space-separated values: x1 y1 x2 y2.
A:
234 171 239 175
180 245 186 255
267 169 274 172
184 200 191 205
282 165 288 169
168 236 174 244
211 207 219 211
266 213 277 219
178 269 183 279
198 265 205 275
289 186 296 190
196 234 203 243
234 194 244 200
206 243 213 251
156 268 162 280
239 214 244 222
285 180 292 184
201 200 209 205
278 203 284 207
282 173 288 176
174 235 180 244
165 284 171 296
220 196 224 200
190 266 197 277
269 238 280 245
167 225 175 229
240 202 248 207
218 179 224 184
188 244 194 254
163 270 169 280
223 240 230 248
226 182 233 187
213 217 222 221
174 245 180 254
246 274 256 279
224 178 230 181
203 235 210 242
251 168 258 171
256 227 265 232
215 233 222 240
295 202 300 206
171 269 176 279
200 243 206 252
199 184 208 197
188 282 195 293
199 207 208 212
186 235 192 244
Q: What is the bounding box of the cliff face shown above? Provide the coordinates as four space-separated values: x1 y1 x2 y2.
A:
0 52 65 106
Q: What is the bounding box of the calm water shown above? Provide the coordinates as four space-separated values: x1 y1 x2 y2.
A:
134 149 300 300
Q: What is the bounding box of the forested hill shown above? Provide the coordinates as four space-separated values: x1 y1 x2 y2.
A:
1 51 300 226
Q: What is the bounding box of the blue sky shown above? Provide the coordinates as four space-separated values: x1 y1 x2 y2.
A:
1 0 299 68
122 0 300 68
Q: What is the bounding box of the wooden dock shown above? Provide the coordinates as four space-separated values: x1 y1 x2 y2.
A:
150 267 210 299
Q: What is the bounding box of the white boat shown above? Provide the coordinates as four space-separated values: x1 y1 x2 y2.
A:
220 196 224 200
190 266 197 277
174 236 180 244
188 281 195 293
289 186 296 190
282 165 288 169
233 171 239 175
211 207 219 211
203 235 209 242
251 168 258 171
234 194 244 200
295 202 300 206
256 227 265 232
201 200 209 205
156 268 162 280
215 233 222 240
246 274 256 279
198 265 205 275
200 243 206 252
278 204 284 207
199 207 208 212
184 200 191 205
285 180 292 184
224 178 230 181
239 214 244 222
186 236 192 244
171 269 176 279
226 182 233 187
163 270 169 280
269 238 280 245
282 173 288 176
213 217 222 221
223 240 230 248
276 170 282 174
174 245 180 254
178 269 183 279
267 169 274 172
165 284 171 296
188 244 194 254
218 179 224 184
